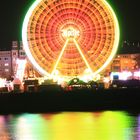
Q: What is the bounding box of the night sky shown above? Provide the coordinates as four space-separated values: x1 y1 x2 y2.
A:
0 0 140 50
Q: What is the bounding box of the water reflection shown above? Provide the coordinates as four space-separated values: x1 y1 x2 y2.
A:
0 111 139 140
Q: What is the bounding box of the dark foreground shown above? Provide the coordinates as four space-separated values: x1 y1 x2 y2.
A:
0 88 140 114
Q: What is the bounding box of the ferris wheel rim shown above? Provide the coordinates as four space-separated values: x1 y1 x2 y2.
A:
22 0 120 79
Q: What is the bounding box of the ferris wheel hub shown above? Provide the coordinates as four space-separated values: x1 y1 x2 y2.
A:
61 28 80 39
22 0 120 80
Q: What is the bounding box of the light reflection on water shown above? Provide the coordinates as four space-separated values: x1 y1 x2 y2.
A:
0 111 139 140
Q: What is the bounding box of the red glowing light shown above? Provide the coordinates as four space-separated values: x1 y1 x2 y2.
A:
22 0 119 79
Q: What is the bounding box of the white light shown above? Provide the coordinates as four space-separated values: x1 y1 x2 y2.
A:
80 75 93 83
0 78 6 87
110 71 133 81
57 77 65 85
134 71 140 77
84 68 91 74
120 71 132 80
104 77 110 83
15 59 27 82
5 63 9 66
5 69 9 72
62 29 80 38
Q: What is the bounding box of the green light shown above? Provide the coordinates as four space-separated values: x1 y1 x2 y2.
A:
9 112 136 140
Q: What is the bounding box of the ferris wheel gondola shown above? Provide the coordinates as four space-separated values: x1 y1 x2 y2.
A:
22 0 120 80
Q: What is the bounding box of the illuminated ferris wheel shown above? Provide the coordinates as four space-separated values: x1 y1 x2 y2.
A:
22 0 119 79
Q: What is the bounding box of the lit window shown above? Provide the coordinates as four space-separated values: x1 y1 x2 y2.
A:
5 69 9 72
5 63 9 66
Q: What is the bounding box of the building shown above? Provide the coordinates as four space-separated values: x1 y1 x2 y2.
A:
0 51 12 79
0 41 26 79
111 54 139 72
106 41 140 75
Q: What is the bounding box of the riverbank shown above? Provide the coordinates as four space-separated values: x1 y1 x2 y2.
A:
0 88 140 114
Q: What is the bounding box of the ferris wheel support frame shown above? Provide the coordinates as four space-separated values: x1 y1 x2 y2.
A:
22 0 120 80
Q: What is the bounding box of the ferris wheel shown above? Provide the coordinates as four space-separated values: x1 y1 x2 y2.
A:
22 0 119 80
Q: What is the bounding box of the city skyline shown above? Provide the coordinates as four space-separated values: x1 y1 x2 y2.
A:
0 0 140 50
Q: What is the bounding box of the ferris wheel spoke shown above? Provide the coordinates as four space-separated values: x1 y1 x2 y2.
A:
51 39 69 76
23 0 119 78
73 38 93 73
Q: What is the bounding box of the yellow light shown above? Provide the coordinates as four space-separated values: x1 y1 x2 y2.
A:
73 39 93 74
91 0 120 76
22 0 49 77
51 39 69 76
22 0 120 80
51 38 93 77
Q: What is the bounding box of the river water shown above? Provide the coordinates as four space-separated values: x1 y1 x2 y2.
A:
0 111 139 140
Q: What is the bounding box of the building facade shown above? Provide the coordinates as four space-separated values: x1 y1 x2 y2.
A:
111 54 140 72
0 41 26 79
0 51 12 79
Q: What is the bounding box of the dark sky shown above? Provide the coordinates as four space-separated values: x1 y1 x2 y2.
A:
0 0 140 50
